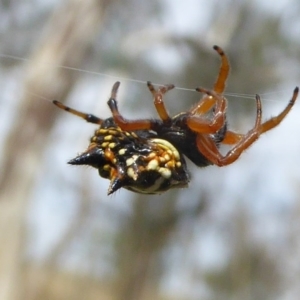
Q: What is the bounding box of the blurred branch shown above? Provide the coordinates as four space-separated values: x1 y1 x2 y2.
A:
0 0 109 299
26 177 92 300
115 194 206 300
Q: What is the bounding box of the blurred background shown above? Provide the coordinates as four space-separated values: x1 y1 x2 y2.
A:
0 0 300 299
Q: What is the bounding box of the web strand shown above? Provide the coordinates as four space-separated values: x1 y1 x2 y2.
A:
0 52 294 104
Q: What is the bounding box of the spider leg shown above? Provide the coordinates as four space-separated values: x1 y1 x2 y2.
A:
53 100 103 124
147 81 174 122
190 45 229 115
187 88 227 134
190 93 217 115
221 87 299 145
259 86 299 133
213 45 230 94
222 130 244 145
107 81 161 131
196 94 262 166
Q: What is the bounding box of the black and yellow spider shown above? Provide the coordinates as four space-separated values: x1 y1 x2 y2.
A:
53 45 299 195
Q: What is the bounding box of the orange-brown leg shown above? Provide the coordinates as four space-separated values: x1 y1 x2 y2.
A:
213 45 230 94
222 130 244 145
196 94 262 166
222 87 299 145
190 94 216 115
259 87 299 133
187 88 227 134
53 100 103 124
107 82 160 131
147 81 174 122
190 45 230 115
190 93 217 115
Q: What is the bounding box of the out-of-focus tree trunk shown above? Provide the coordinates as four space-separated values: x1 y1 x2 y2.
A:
0 0 109 299
115 197 177 300
115 194 205 300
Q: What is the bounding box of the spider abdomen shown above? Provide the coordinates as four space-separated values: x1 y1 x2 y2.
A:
68 118 190 195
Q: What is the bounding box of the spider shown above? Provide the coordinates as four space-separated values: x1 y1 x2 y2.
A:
53 45 299 195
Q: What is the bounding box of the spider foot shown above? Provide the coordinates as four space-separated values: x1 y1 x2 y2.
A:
147 81 174 122
147 81 175 95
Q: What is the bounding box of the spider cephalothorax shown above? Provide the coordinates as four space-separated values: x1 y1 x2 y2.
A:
54 45 298 195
